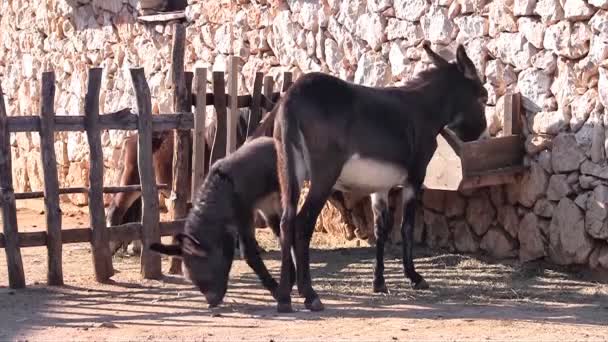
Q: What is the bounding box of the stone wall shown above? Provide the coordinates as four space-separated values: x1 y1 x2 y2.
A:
2 0 608 270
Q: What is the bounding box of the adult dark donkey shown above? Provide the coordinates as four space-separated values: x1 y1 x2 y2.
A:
149 137 291 307
272 42 488 313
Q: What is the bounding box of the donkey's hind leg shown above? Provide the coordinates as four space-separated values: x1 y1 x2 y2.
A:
293 162 343 312
267 214 297 290
400 186 429 290
370 190 394 294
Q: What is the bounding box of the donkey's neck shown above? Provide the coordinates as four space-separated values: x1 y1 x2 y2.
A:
398 80 455 137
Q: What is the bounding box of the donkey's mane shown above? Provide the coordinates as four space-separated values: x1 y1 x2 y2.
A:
403 63 457 93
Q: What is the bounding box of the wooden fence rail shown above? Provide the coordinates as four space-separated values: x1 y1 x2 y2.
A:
0 21 292 289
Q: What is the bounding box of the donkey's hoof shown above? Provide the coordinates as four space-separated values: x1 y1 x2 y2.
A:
412 278 429 290
277 302 294 313
373 283 389 294
305 298 324 312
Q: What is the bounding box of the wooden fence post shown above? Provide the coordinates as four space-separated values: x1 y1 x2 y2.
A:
38 71 64 286
168 23 191 275
227 56 239 155
246 72 264 138
84 68 114 282
0 83 26 289
130 67 162 280
191 68 207 199
209 71 227 167
263 76 274 112
282 72 293 93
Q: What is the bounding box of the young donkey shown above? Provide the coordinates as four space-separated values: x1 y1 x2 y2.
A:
272 42 488 313
149 137 295 307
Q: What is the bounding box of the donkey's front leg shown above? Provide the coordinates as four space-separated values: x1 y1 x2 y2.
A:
400 186 429 290
370 191 393 294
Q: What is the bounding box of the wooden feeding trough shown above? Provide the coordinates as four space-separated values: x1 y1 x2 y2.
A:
422 92 526 191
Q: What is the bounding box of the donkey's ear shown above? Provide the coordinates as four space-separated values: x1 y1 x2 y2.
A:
150 242 182 257
422 41 449 68
177 233 208 258
456 44 478 81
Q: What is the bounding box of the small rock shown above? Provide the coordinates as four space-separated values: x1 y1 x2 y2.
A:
549 198 595 265
490 186 506 208
543 21 591 59
421 4 456 44
422 189 446 212
455 15 489 40
581 160 608 179
518 17 545 49
538 150 553 173
589 0 608 9
356 13 387 50
444 191 466 218
570 89 599 132
97 322 118 329
534 198 556 218
452 220 480 253
466 194 497 236
575 192 590 209
599 67 608 109
424 210 451 249
585 184 608 239
394 0 429 21
535 0 565 24
552 134 587 173
386 19 424 45
564 0 595 20
480 227 518 258
498 205 520 238
547 174 574 201
354 51 391 87
526 134 552 154
518 212 547 262
514 0 537 15
518 68 553 112
519 162 550 208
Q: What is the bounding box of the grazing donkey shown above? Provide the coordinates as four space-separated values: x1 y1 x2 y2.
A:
272 42 488 313
106 113 253 256
149 137 295 307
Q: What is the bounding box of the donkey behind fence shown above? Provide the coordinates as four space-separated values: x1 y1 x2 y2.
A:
271 42 488 313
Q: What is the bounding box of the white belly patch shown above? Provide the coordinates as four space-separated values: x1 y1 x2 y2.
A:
334 154 408 193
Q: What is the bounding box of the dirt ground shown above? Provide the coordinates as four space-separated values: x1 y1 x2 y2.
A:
1 201 608 341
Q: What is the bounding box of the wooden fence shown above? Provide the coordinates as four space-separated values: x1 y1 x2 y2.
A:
0 23 291 289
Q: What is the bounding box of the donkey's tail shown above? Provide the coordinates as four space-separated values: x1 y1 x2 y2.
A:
273 104 304 226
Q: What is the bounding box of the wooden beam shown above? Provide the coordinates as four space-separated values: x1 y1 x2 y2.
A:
10 184 170 201
130 67 162 280
38 71 64 286
169 23 190 275
84 68 114 283
137 11 186 23
210 71 227 167
7 111 195 132
227 56 239 155
503 93 513 136
262 76 275 113
246 72 264 138
0 79 26 289
191 68 207 199
282 72 293 92
0 220 187 248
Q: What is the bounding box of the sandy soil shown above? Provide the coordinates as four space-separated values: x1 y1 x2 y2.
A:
1 201 608 341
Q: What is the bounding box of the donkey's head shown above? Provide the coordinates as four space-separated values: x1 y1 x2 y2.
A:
422 42 488 142
150 231 235 308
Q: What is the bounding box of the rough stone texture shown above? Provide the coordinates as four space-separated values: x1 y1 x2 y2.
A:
466 195 496 236
519 162 549 207
518 212 547 262
424 210 451 249
547 174 574 201
422 189 446 213
549 198 595 265
452 220 480 253
480 227 518 258
585 185 608 239
1 0 606 272
552 134 587 173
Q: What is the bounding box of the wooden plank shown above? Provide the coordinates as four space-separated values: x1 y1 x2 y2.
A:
191 92 280 109
210 71 227 167
0 220 186 248
38 72 64 286
282 72 293 92
460 135 525 175
459 166 526 190
10 184 170 201
511 92 522 136
130 67 162 280
169 23 190 275
7 111 195 132
227 56 239 155
0 80 26 289
263 76 275 112
192 68 207 199
503 93 513 136
84 68 114 283
246 72 264 138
